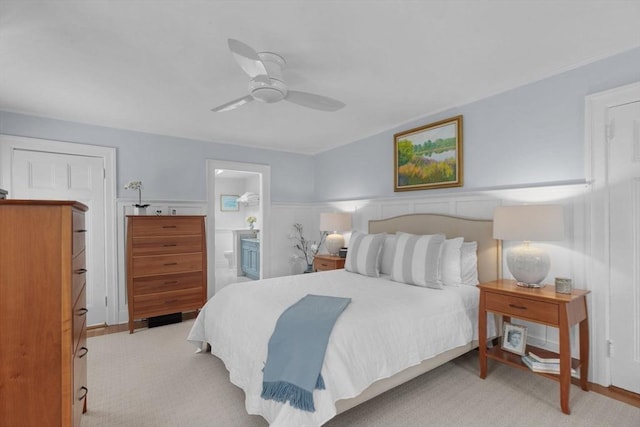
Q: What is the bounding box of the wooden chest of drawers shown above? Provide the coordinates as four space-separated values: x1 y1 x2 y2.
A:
126 215 207 333
0 200 88 426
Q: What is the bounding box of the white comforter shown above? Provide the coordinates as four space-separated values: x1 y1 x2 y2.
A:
188 269 485 427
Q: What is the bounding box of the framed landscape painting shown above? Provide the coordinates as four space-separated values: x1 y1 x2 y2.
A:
394 115 463 191
220 194 239 211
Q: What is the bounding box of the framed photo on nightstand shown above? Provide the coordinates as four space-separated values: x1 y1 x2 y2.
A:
501 322 527 355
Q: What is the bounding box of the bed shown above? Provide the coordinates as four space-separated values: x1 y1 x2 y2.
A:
188 214 500 426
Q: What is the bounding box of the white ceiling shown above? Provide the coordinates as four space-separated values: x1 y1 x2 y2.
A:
1 1 639 154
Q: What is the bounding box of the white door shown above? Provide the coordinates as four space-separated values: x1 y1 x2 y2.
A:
608 100 640 394
12 149 107 326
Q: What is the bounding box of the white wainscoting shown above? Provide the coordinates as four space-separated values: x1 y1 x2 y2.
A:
115 184 590 363
276 183 590 358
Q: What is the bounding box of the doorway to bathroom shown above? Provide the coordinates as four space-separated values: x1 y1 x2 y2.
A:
206 160 271 297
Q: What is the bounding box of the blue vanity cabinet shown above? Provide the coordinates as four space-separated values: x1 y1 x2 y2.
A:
241 238 260 280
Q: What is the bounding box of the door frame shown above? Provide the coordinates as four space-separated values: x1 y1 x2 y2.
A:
0 135 118 325
585 80 640 387
206 159 271 297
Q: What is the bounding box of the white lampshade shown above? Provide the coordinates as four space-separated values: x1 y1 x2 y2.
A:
320 212 352 256
493 205 565 287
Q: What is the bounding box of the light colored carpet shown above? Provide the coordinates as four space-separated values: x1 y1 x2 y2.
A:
84 320 639 427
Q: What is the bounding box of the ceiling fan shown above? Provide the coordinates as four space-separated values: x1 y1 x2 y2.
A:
211 39 345 113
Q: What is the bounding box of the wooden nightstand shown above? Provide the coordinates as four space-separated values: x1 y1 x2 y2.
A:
478 279 590 415
313 254 345 271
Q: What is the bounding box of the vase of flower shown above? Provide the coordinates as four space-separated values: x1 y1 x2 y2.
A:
246 216 257 230
291 223 327 274
125 180 150 215
133 205 148 215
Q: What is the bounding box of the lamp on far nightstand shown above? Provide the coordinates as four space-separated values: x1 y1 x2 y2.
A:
493 204 565 288
320 212 352 256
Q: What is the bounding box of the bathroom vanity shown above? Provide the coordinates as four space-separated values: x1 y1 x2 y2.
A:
240 238 260 280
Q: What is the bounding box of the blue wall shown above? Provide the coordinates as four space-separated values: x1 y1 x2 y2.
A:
2 47 639 203
0 112 315 203
313 47 640 201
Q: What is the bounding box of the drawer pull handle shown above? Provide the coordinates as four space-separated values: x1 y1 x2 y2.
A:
162 225 177 228
164 262 178 266
77 308 89 316
76 268 88 274
78 347 89 358
163 244 177 247
78 386 88 401
508 303 527 310
76 229 88 233
164 281 179 285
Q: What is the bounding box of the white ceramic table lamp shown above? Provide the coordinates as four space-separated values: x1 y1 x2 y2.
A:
320 212 352 256
493 205 565 287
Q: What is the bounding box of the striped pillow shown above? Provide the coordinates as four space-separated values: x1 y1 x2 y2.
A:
390 232 446 289
345 231 386 277
439 237 464 286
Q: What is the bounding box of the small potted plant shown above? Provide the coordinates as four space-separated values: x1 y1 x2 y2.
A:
124 180 150 214
246 215 257 230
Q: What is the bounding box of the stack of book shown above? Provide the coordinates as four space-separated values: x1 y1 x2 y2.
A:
521 351 577 375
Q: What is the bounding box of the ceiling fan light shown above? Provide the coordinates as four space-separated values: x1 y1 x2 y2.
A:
251 87 285 103
248 78 287 103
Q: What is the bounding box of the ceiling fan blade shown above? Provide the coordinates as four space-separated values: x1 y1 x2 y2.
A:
285 90 345 112
211 95 254 112
227 39 268 78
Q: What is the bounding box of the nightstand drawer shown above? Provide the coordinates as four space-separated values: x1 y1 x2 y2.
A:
313 255 345 271
315 260 338 271
485 292 558 325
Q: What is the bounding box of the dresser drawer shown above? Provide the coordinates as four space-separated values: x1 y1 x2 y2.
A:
133 288 203 318
132 217 202 236
485 292 558 325
133 253 203 277
132 235 203 256
133 271 203 296
73 285 87 350
72 210 86 256
72 250 87 306
73 326 88 427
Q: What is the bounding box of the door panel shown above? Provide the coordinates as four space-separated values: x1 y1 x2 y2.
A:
12 149 107 326
608 101 640 394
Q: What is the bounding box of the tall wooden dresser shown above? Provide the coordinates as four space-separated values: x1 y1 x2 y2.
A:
0 200 89 426
126 215 207 333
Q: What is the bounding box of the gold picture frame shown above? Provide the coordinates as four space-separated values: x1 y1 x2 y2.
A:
394 115 463 191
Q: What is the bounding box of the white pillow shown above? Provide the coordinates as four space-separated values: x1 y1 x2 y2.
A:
461 241 479 286
345 231 386 277
439 237 464 286
379 234 396 275
390 232 446 289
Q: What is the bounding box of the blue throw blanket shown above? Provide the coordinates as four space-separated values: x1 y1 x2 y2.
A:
261 294 351 412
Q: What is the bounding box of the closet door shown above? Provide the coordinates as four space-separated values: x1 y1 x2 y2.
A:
607 100 640 394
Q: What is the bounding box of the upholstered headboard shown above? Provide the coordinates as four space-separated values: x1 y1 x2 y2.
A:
368 213 501 283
